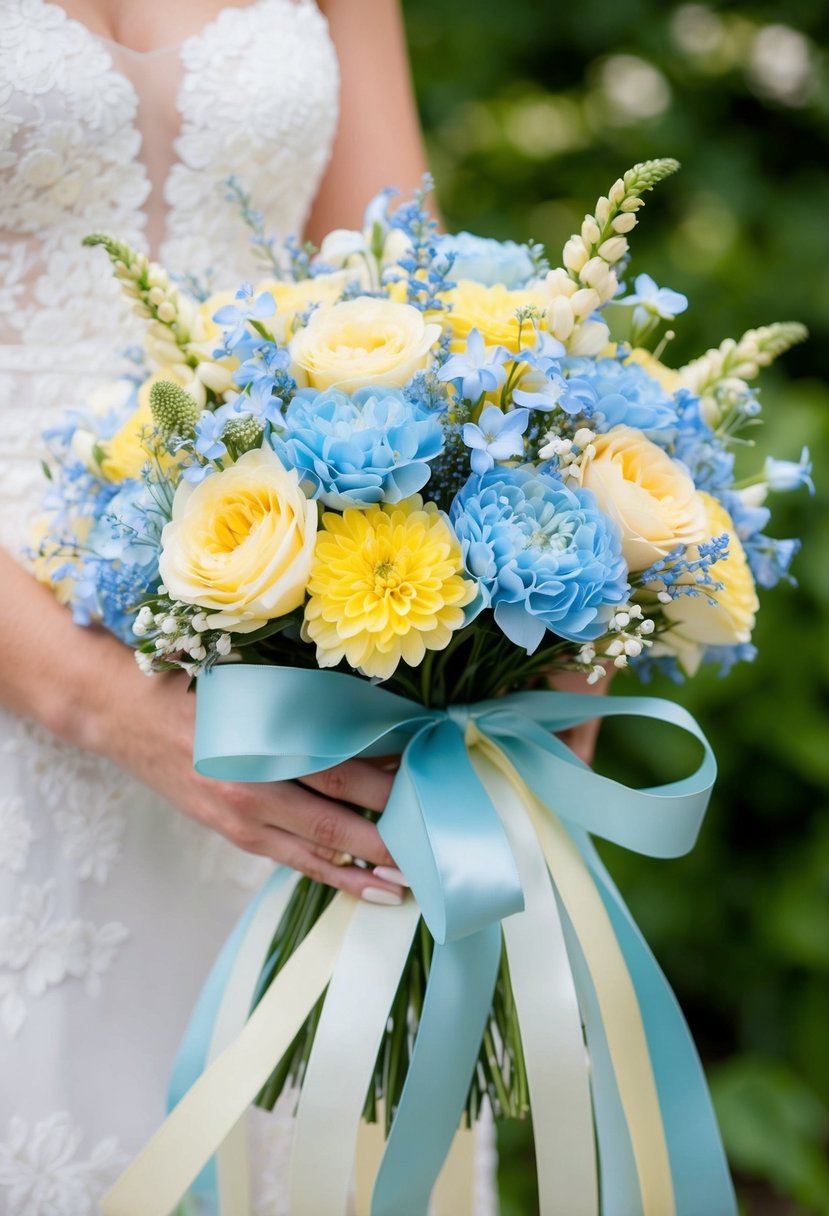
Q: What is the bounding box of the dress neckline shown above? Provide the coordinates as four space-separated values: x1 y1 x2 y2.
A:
37 0 270 58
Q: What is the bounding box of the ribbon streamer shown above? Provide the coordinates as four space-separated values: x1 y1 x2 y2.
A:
103 665 734 1216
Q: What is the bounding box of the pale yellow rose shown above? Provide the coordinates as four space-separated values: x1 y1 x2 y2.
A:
626 348 681 394
441 280 550 353
158 446 317 632
99 372 186 482
255 273 351 341
662 492 759 648
580 425 706 571
289 297 441 391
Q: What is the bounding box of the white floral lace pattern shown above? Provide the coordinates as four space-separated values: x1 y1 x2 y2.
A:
0 881 129 1038
3 723 128 885
0 797 36 875
0 1112 126 1216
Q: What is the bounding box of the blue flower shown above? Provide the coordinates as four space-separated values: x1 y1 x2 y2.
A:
82 479 164 640
462 406 529 475
764 447 815 494
565 356 679 434
511 334 594 414
717 489 799 589
450 466 629 651
619 273 688 327
273 386 444 508
437 329 511 403
213 284 276 353
434 232 537 289
193 411 228 461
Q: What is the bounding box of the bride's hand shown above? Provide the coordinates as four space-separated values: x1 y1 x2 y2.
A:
94 653 407 901
0 553 405 901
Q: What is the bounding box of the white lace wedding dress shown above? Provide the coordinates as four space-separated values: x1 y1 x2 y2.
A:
0 2 496 1213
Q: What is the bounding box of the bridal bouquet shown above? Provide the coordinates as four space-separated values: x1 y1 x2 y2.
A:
36 162 810 1216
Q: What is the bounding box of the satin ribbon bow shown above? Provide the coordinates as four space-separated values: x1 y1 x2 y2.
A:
102 664 736 1216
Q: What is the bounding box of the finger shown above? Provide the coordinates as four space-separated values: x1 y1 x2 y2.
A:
261 782 396 868
259 826 407 901
297 759 395 814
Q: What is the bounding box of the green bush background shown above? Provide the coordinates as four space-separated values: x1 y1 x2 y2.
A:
403 2 829 1211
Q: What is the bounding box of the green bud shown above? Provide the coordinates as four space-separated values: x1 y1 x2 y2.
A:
222 413 265 457
149 380 201 437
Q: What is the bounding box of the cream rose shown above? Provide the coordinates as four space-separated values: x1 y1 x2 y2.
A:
158 446 317 632
662 492 759 648
580 425 706 571
289 297 441 391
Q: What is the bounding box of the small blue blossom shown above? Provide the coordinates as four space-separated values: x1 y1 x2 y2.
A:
433 232 536 289
511 334 594 414
565 357 678 434
213 284 276 352
619 273 688 328
273 386 443 508
764 447 815 494
716 489 799 589
193 410 228 462
437 329 511 402
450 466 629 651
638 536 729 601
462 406 529 475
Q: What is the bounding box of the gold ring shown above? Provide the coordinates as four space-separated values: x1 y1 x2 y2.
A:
331 851 354 867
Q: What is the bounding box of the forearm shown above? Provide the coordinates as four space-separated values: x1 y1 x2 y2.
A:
0 548 135 751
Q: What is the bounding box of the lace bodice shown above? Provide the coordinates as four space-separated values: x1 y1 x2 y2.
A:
0 0 339 548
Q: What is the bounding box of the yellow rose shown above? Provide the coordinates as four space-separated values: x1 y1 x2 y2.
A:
626 348 681 394
289 297 441 391
255 272 350 340
158 446 317 632
662 492 759 648
99 372 185 482
442 280 550 353
580 425 706 571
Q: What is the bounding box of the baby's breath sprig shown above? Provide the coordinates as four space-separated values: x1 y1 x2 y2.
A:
574 603 656 682
82 235 196 358
678 322 809 425
132 595 234 676
561 159 680 307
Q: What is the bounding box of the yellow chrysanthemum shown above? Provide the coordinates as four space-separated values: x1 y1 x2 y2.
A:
303 498 476 680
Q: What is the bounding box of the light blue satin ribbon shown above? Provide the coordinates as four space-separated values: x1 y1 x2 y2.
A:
192 664 734 1216
167 867 294 1212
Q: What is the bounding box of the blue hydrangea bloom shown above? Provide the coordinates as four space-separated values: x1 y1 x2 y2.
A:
273 386 444 508
434 232 536 289
450 466 629 651
565 357 679 434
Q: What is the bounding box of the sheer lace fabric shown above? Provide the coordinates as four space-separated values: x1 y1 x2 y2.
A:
0 2 497 1211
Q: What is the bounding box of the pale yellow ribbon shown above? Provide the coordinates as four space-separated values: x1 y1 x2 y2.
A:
101 894 356 1216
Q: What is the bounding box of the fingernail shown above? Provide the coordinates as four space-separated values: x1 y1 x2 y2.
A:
373 866 410 888
361 886 404 906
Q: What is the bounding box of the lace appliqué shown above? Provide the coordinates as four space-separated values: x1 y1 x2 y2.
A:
0 1112 127 1216
0 881 129 1038
162 0 339 282
0 796 36 875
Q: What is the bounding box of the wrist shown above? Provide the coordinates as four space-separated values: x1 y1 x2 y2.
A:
42 627 138 755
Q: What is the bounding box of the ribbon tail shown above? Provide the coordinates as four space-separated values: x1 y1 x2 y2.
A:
166 868 297 1214
578 833 738 1216
522 792 676 1216
289 898 420 1216
101 895 356 1216
370 927 501 1216
469 736 598 1216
